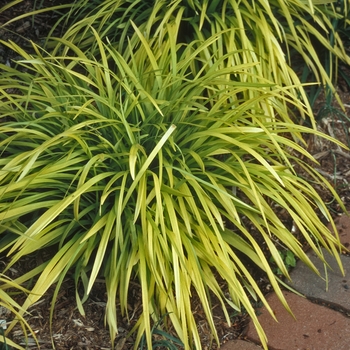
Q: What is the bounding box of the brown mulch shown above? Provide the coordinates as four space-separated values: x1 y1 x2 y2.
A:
1 1 350 349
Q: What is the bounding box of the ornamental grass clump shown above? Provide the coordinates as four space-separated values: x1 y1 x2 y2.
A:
0 1 349 349
0 24 347 349
0 275 35 350
3 0 349 105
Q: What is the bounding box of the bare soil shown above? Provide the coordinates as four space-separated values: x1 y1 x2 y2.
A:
1 1 350 349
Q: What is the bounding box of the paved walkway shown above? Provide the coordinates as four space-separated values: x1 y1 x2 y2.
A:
221 214 350 350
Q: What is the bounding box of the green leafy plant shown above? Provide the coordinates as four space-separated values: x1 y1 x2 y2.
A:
270 249 296 276
0 328 9 350
139 314 184 350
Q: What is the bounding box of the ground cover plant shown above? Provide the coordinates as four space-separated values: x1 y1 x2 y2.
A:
0 0 349 349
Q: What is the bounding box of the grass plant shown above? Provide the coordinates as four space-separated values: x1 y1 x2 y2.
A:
0 22 347 349
0 275 35 349
299 0 350 109
0 1 349 349
2 0 350 105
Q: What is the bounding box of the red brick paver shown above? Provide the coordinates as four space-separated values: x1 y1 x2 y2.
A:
245 290 350 350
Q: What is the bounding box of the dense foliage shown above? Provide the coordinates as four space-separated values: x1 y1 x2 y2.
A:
0 0 349 349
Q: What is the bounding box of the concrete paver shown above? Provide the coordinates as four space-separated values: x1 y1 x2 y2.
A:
288 248 350 311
